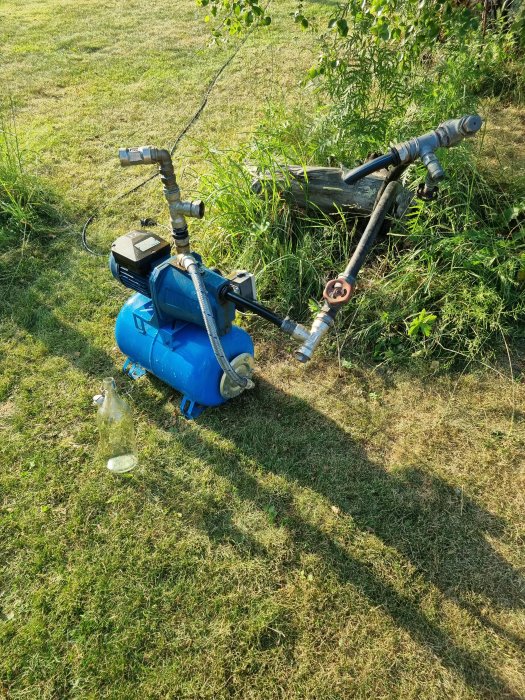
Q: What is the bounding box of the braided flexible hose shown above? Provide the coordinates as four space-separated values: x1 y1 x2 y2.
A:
182 256 254 391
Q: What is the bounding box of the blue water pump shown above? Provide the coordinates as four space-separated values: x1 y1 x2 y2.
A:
110 146 257 419
111 117 482 418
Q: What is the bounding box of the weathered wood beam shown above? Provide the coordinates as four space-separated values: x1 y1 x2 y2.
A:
248 164 411 217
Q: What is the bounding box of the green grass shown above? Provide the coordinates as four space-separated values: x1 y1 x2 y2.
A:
1 1 525 699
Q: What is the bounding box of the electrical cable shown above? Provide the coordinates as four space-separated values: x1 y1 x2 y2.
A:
80 31 253 256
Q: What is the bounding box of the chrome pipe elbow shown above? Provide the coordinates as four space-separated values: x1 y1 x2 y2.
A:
294 311 334 363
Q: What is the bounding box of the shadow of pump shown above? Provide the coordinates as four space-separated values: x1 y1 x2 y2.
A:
5 258 524 699
159 379 523 700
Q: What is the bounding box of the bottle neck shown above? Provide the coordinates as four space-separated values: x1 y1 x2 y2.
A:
103 377 117 398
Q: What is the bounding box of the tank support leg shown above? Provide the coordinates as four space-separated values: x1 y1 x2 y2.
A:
180 396 206 420
123 358 147 380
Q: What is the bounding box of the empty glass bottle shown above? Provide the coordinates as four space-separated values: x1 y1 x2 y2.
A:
96 378 138 473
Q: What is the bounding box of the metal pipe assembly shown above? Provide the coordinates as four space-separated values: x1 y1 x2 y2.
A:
294 180 402 363
111 115 482 418
294 115 482 363
118 146 204 253
343 115 482 188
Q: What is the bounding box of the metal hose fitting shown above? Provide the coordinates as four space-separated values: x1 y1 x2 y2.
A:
392 115 482 165
294 312 334 363
280 317 311 343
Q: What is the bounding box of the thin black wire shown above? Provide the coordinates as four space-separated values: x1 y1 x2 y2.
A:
81 33 252 256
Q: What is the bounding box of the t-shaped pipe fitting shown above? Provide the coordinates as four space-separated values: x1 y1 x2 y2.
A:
391 114 482 185
392 114 482 166
118 145 205 253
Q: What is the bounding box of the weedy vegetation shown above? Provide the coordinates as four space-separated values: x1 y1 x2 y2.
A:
0 118 64 250
200 0 525 366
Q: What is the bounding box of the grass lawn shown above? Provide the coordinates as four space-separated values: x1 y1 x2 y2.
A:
1 1 524 698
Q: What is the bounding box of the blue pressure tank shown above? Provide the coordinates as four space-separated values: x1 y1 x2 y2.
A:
110 231 255 419
115 293 254 418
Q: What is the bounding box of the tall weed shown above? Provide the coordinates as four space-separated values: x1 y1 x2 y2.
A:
0 116 63 250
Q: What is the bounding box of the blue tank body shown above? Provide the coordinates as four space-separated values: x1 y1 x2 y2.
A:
115 292 254 418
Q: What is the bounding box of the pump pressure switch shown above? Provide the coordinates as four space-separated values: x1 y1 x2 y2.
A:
228 270 257 301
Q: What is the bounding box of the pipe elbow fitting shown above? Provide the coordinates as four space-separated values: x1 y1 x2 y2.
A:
118 145 175 179
118 145 176 179
294 312 333 363
153 148 172 166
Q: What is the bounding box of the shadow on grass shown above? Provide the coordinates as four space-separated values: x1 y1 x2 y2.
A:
4 256 524 698
175 380 524 699
0 241 123 378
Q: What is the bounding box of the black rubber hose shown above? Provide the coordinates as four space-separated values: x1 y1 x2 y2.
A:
373 162 410 207
342 152 398 185
224 290 285 329
343 180 401 281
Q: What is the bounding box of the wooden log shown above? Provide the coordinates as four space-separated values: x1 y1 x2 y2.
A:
248 164 412 217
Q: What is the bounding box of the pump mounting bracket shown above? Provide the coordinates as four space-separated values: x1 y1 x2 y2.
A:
123 358 147 380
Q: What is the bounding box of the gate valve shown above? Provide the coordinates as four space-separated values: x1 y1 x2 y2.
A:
323 278 353 306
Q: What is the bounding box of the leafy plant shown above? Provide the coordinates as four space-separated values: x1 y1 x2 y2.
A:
265 504 278 524
407 309 437 338
196 0 271 37
199 0 525 104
